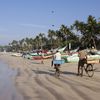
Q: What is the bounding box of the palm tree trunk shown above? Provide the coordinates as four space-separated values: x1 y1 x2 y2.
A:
92 37 96 49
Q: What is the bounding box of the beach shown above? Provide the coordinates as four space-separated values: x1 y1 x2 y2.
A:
0 52 100 100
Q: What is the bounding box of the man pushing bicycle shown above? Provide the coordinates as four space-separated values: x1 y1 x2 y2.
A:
77 46 87 76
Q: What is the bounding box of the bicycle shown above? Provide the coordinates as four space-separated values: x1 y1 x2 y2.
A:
53 60 65 78
79 63 94 77
54 64 61 77
78 58 100 77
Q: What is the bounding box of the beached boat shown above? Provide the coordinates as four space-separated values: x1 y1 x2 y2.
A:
33 54 53 60
66 53 100 63
11 53 22 57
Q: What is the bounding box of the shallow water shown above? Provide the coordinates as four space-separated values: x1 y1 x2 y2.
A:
0 61 24 100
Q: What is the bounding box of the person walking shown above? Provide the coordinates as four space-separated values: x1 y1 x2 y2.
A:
41 51 44 64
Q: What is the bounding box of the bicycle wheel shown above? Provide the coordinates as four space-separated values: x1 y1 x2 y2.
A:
79 66 83 77
86 64 94 77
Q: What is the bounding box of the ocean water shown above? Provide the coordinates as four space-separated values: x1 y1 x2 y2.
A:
0 61 24 100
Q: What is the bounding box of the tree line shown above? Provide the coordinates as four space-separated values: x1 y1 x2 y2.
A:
4 15 100 52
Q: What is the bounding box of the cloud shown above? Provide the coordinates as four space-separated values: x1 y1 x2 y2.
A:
20 24 47 28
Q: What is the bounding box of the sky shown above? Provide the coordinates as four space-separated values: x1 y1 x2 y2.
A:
0 0 100 45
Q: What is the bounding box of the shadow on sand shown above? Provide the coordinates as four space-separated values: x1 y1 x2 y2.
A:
31 62 42 64
62 71 77 76
49 70 77 76
32 69 54 76
32 69 77 76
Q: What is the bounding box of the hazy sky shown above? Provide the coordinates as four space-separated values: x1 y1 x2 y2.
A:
0 0 100 45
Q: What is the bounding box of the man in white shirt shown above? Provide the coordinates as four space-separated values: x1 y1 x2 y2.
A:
53 50 62 76
54 50 61 60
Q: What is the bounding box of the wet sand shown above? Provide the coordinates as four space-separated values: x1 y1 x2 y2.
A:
0 60 24 100
0 52 100 100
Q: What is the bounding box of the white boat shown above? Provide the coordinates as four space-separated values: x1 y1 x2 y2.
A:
11 53 22 57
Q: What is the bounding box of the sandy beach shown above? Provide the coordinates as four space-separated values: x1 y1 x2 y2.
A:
0 52 100 100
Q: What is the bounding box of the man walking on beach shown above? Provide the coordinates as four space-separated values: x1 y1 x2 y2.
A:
41 51 44 64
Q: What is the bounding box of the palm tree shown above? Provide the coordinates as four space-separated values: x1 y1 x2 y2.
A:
59 24 76 49
73 15 99 49
19 39 25 51
34 35 40 50
82 15 99 48
86 16 97 48
11 40 19 52
38 33 45 50
48 29 56 49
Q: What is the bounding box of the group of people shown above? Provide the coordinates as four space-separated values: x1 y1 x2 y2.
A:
51 49 84 76
51 46 97 76
51 47 87 76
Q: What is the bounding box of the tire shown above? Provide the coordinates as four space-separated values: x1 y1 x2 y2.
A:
86 64 94 77
79 66 83 77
